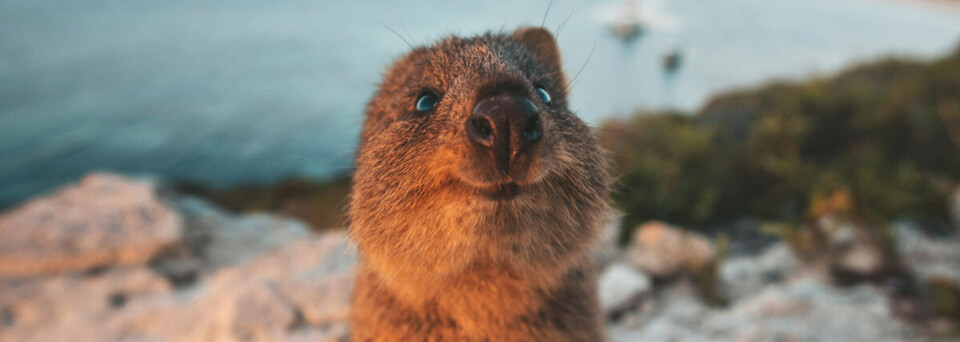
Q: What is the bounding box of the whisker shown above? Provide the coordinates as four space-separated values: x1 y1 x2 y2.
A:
540 0 554 30
399 21 417 47
376 19 414 50
555 11 575 39
568 78 582 92
566 41 596 91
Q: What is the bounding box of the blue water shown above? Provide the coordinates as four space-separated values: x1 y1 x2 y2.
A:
1 0 959 208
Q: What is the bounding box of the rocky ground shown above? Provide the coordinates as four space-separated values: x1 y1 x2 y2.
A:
1 173 958 342
0 174 354 342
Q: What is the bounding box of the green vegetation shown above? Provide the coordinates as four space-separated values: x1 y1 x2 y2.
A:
601 45 960 242
176 175 351 231
928 276 960 332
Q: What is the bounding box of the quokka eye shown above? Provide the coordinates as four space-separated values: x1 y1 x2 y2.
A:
535 87 551 104
415 93 439 112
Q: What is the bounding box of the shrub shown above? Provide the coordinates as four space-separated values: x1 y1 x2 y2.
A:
601 45 960 242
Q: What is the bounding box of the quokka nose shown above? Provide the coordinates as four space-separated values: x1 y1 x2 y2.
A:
466 94 543 159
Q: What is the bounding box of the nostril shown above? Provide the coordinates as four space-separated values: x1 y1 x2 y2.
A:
523 115 542 142
473 117 493 137
467 116 495 145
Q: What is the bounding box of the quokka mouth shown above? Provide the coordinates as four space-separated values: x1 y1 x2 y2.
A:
461 181 521 201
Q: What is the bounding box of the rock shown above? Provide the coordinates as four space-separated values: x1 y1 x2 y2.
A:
141 232 356 342
818 214 886 283
0 267 173 341
720 242 800 301
625 221 715 278
711 217 778 256
835 242 884 276
593 213 624 269
0 173 181 277
277 273 354 326
0 232 356 342
211 232 356 341
607 284 710 341
282 324 350 342
153 197 311 282
599 263 652 318
0 173 355 341
175 197 312 269
226 281 300 340
607 276 923 342
894 222 960 286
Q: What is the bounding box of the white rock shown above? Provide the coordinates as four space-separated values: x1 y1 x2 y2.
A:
172 196 311 271
0 173 181 277
721 242 799 301
0 267 173 342
599 263 652 315
894 222 960 285
836 242 884 275
818 214 885 279
607 276 922 342
0 174 355 342
0 232 356 342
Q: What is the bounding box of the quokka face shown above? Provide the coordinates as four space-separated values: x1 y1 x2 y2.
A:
350 26 610 292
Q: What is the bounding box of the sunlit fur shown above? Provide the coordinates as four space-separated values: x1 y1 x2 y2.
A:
349 27 612 341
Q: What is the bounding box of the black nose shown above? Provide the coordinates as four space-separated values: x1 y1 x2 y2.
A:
467 94 543 166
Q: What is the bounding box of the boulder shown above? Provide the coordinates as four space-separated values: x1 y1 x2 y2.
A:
174 197 311 269
834 242 884 277
599 263 652 318
607 276 923 342
625 221 715 278
711 217 778 256
607 284 710 341
817 214 886 282
894 222 960 286
720 242 800 301
0 173 181 277
131 231 356 342
0 232 356 342
0 173 355 342
152 197 311 284
0 267 173 341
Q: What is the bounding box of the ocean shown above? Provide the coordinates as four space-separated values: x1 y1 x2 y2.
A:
2 0 959 208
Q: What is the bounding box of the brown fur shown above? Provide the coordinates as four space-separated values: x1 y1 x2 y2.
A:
349 27 611 341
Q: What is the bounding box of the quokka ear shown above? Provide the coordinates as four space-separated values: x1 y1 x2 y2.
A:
512 27 565 84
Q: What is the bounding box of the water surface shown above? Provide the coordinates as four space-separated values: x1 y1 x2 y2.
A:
1 0 959 208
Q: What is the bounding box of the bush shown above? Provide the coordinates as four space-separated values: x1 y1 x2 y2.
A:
601 45 960 241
